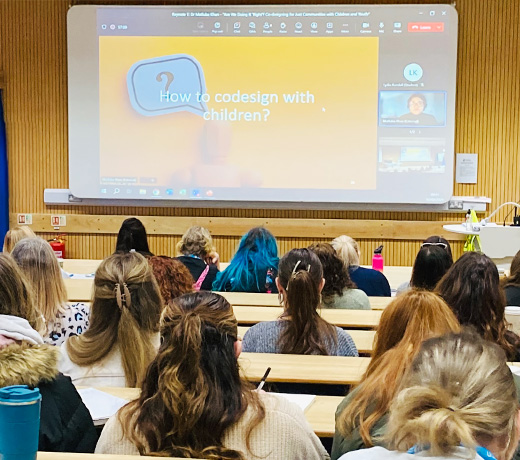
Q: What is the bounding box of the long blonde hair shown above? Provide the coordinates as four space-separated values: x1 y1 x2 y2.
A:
0 253 44 333
2 226 37 253
387 330 519 460
120 292 265 459
66 252 162 387
337 290 461 446
11 238 68 323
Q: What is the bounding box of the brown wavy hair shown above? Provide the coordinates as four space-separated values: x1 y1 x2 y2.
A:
277 248 338 355
66 252 162 387
436 252 515 359
119 291 265 459
308 243 356 298
148 256 194 305
337 290 460 446
504 249 520 288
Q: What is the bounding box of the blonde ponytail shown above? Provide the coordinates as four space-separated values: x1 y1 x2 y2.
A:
389 386 476 455
385 331 519 458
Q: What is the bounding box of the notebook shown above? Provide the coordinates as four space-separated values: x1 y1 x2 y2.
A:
78 388 129 426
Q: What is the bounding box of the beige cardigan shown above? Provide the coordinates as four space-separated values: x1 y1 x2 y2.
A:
95 392 330 460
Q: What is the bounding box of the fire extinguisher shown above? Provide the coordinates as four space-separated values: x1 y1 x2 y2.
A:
49 234 66 259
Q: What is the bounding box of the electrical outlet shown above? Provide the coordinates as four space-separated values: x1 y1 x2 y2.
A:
448 200 463 210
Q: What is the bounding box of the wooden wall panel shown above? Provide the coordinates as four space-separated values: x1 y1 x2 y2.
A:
0 0 518 263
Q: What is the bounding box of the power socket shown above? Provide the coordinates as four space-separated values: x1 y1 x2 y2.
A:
513 216 520 227
448 200 463 210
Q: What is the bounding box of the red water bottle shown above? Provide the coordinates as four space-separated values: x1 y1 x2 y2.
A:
372 245 384 272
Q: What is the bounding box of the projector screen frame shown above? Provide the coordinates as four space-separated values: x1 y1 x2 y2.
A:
67 4 459 209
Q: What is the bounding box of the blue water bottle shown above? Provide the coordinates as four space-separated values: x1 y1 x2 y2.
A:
0 385 41 460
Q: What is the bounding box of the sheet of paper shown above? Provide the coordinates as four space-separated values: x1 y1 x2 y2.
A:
270 392 316 412
508 365 520 376
455 153 478 183
78 388 129 425
69 273 95 279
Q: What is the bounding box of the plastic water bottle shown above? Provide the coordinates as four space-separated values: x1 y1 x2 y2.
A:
0 385 41 460
372 245 384 272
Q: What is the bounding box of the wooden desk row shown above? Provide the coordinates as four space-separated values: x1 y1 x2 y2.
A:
62 259 411 291
220 291 392 310
64 278 391 311
233 306 382 329
85 386 344 439
237 326 376 354
38 454 191 460
239 352 370 385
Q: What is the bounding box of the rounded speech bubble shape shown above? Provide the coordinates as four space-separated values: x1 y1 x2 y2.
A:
127 54 208 117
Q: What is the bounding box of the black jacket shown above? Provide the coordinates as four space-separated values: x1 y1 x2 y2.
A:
0 342 97 452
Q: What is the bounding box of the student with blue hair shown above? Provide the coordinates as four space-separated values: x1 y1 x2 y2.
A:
212 227 279 293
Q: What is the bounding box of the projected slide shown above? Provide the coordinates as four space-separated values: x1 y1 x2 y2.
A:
68 5 458 205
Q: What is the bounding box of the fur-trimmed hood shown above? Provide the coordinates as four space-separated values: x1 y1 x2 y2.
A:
0 343 59 387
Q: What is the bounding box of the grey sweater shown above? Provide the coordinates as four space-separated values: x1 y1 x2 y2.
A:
242 320 359 356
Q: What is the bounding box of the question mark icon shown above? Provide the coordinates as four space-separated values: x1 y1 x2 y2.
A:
156 71 174 92
263 108 270 121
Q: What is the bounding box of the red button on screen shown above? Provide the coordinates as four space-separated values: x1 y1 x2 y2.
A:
408 22 444 32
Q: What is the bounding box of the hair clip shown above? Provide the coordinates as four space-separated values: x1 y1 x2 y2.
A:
115 282 132 310
292 260 302 275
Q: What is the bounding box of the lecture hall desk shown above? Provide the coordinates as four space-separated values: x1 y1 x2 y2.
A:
63 260 411 291
233 306 382 329
82 386 345 438
38 454 195 460
64 277 391 311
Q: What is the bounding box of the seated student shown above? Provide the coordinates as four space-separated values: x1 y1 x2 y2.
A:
213 227 279 293
396 243 453 295
332 236 391 297
309 243 370 310
339 331 520 460
2 225 37 252
59 252 162 387
503 249 520 306
95 291 329 460
148 255 194 305
12 238 89 346
242 248 358 356
436 251 520 361
331 291 460 460
176 226 219 291
115 217 153 257
0 253 97 452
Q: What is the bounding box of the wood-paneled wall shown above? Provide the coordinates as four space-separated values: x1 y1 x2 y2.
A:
0 0 518 264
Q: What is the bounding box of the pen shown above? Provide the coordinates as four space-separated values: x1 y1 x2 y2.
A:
257 367 271 391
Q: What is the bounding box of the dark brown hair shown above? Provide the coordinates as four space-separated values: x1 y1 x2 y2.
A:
436 252 515 359
423 235 453 262
119 291 265 459
504 249 520 288
148 256 194 305
308 243 356 298
410 245 452 290
277 248 338 355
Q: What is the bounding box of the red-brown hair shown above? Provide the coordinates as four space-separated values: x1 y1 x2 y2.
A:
148 256 194 305
337 290 460 446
